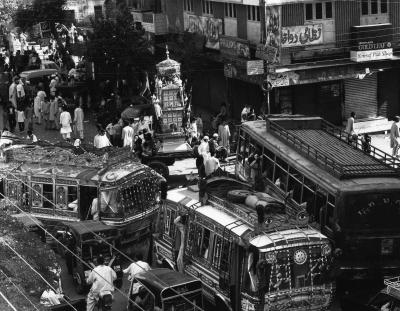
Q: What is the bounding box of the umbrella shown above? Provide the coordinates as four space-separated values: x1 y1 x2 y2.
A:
121 104 155 122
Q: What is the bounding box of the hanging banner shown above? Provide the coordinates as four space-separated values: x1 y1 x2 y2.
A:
281 24 323 47
184 14 223 50
265 6 281 64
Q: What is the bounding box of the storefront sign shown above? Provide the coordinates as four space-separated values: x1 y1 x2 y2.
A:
281 24 323 47
358 41 391 51
219 36 250 59
350 49 393 62
185 14 223 50
255 44 278 64
247 60 264 75
350 24 393 62
265 6 281 63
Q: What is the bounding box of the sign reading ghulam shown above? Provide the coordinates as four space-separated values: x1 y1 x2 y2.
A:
350 23 393 62
281 24 323 47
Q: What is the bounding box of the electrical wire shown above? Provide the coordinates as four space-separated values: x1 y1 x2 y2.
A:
2 240 80 311
0 268 41 311
4 169 205 311
0 193 146 311
0 290 18 311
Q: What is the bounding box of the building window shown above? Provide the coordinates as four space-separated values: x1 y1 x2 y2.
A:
305 2 333 20
362 0 388 15
202 0 213 15
94 5 103 20
184 0 194 13
224 3 237 18
247 5 260 22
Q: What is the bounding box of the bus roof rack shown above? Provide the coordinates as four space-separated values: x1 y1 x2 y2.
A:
265 116 400 179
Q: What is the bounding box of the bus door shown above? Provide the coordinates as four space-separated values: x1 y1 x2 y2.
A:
79 186 97 220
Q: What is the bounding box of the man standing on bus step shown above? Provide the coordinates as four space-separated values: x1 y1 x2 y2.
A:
390 116 400 157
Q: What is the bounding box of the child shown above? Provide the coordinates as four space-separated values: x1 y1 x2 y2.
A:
17 109 25 132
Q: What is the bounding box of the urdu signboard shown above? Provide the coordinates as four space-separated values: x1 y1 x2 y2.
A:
281 24 323 47
219 36 250 59
350 23 393 62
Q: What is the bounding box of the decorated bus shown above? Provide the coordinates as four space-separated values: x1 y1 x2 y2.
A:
0 144 165 257
154 177 334 311
235 115 400 291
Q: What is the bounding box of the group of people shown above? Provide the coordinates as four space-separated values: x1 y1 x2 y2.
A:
93 114 155 158
3 67 87 143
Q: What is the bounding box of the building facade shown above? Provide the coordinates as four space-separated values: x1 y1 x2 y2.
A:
161 0 400 124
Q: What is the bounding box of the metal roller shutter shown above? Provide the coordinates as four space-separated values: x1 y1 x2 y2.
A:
344 74 377 119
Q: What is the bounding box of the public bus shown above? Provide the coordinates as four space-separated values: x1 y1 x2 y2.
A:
235 115 400 290
154 179 335 311
0 143 165 257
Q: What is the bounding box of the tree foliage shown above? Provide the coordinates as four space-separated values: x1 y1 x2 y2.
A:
0 0 26 25
13 0 68 56
0 209 58 311
14 0 67 30
86 1 154 75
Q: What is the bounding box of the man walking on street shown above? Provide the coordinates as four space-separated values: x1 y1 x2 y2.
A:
9 77 18 108
73 103 84 140
59 106 72 141
390 116 400 157
122 119 134 149
86 255 116 311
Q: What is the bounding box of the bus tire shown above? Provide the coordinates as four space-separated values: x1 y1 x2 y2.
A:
149 161 169 179
73 271 86 294
227 189 252 203
214 294 232 311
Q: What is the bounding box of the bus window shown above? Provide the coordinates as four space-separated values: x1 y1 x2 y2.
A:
274 157 288 192
200 228 211 261
316 190 328 226
165 208 171 235
238 133 249 164
212 235 223 269
288 167 303 204
220 240 231 273
67 186 78 211
56 186 67 209
326 195 336 231
43 184 54 209
262 155 274 181
302 178 316 219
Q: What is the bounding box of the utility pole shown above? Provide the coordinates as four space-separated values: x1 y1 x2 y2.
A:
260 0 271 115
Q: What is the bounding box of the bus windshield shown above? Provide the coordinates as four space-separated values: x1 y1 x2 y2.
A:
243 246 332 295
346 193 400 229
82 242 112 262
